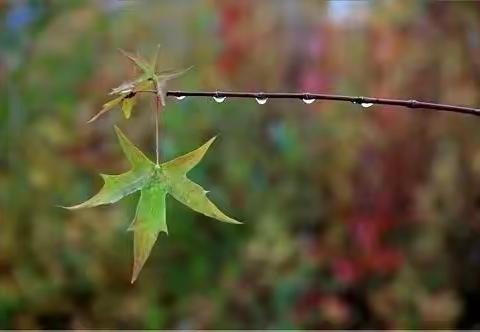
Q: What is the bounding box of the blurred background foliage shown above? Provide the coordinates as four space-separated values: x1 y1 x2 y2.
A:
2 0 480 329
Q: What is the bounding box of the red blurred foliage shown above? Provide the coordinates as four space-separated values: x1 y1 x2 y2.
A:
215 1 253 76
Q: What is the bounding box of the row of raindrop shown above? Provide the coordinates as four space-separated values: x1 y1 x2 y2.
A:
174 95 374 108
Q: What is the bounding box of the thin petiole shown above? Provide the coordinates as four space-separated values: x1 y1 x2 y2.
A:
154 94 160 165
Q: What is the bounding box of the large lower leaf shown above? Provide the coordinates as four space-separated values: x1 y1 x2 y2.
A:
65 127 241 282
65 171 151 209
168 176 241 225
129 185 167 283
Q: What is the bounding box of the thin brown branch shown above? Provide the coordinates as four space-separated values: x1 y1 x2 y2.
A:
136 90 480 117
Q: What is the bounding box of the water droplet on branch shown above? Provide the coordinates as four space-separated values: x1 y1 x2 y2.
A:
175 95 186 101
361 103 373 108
302 98 315 104
255 97 268 105
213 96 226 103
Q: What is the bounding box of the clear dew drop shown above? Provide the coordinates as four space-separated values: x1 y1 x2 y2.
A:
361 102 373 108
302 98 315 104
213 96 226 103
175 95 186 101
255 97 268 105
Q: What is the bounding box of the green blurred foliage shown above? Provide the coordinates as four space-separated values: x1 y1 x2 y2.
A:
2 0 480 329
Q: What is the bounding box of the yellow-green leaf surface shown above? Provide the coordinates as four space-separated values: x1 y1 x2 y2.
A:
87 95 124 123
121 96 136 119
65 126 241 283
119 48 153 75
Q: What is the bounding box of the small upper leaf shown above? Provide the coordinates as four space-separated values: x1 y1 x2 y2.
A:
119 48 152 75
150 44 161 72
122 95 136 119
87 95 124 123
88 46 192 122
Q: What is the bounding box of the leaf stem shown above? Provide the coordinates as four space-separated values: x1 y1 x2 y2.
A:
155 94 160 165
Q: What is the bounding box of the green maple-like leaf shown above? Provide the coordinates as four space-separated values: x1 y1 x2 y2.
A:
64 126 241 283
88 45 192 123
